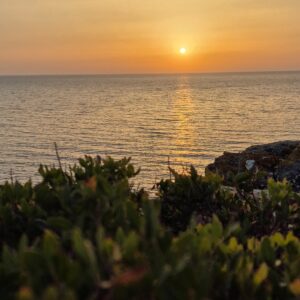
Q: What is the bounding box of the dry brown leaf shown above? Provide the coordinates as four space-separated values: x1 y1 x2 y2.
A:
114 266 148 286
84 176 97 191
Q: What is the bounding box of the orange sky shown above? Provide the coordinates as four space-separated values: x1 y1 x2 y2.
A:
1 0 300 74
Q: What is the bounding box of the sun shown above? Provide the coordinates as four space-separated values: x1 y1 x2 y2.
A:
179 47 187 55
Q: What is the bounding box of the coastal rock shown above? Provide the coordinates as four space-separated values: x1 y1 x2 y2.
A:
206 141 300 191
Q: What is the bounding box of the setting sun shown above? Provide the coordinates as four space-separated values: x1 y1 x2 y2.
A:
0 0 300 298
179 47 187 55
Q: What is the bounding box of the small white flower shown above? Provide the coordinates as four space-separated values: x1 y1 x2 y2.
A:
280 282 287 287
245 160 255 171
275 260 281 267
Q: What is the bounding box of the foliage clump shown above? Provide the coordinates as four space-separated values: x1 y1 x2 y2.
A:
158 167 300 237
0 156 300 299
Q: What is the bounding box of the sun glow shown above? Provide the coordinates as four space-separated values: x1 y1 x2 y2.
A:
179 47 187 55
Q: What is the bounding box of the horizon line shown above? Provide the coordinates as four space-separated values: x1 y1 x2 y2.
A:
0 69 300 77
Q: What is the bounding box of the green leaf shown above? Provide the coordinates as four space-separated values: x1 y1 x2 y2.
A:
211 215 223 238
47 216 72 231
261 238 275 262
227 237 242 253
72 229 87 260
42 286 59 300
270 232 285 246
123 231 139 260
253 263 268 286
42 230 60 258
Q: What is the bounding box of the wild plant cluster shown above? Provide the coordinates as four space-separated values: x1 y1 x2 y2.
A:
0 156 300 300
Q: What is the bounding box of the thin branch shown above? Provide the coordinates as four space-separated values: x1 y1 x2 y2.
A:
10 169 14 184
54 142 63 170
168 155 172 180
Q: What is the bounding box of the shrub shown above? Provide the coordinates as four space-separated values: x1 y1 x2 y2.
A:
158 167 300 237
0 156 300 299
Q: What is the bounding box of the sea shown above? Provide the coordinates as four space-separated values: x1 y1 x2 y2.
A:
0 72 300 189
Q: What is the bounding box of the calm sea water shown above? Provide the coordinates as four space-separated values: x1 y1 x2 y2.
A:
0 72 300 188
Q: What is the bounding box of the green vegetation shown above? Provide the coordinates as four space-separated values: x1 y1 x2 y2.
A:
1 155 300 299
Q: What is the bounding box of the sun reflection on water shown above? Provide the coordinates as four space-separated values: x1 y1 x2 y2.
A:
169 76 198 172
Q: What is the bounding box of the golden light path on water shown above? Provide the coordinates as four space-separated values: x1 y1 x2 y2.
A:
171 77 198 170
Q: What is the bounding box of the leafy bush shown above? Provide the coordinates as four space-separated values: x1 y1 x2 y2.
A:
158 167 300 237
0 156 300 299
157 166 221 234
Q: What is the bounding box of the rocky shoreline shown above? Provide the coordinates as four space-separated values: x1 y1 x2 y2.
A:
206 140 300 192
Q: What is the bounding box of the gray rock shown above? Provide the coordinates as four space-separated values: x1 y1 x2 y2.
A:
245 140 300 156
278 161 300 191
206 140 300 192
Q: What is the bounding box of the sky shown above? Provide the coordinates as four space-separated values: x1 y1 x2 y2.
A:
0 0 300 75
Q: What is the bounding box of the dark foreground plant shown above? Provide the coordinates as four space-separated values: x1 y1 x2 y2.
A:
0 156 300 300
158 166 300 237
